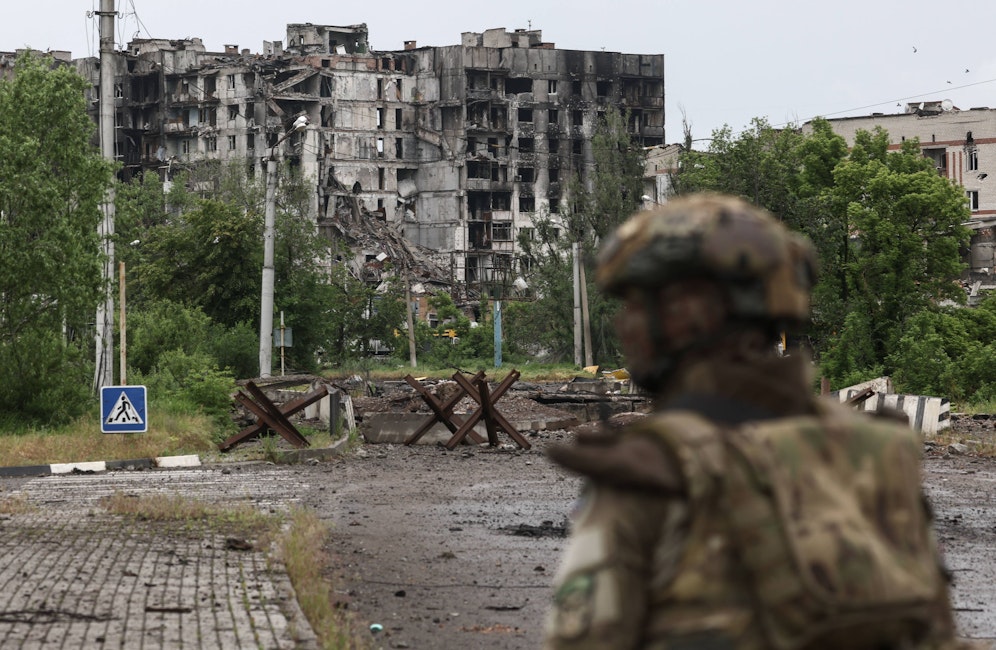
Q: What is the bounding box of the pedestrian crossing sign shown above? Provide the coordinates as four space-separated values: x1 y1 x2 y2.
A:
101 386 147 434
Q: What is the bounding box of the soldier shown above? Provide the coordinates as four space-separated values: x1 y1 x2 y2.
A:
543 194 962 649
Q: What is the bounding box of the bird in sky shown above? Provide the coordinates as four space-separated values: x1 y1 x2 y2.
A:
913 46 917 53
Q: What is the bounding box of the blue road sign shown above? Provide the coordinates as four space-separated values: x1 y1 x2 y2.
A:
101 386 148 434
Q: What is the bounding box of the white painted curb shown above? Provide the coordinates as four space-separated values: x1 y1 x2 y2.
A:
50 461 107 474
155 455 202 468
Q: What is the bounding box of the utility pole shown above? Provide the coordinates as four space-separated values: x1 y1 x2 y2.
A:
94 0 116 390
572 241 582 366
580 260 593 367
259 115 308 378
405 259 417 368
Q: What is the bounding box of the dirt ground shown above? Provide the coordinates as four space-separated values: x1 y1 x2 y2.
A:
291 381 996 650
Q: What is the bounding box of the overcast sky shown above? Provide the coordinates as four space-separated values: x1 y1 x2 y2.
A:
4 0 996 146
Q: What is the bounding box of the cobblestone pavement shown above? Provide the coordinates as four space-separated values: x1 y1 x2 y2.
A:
0 465 320 650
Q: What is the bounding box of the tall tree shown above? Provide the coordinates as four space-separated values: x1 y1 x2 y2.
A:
821 129 971 372
0 52 115 423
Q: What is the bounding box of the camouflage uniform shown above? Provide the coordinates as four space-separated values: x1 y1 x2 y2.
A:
543 195 961 650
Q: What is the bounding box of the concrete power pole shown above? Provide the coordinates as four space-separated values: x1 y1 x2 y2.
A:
94 0 116 390
572 242 582 366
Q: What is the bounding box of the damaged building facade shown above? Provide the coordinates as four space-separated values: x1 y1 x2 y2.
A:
71 24 665 297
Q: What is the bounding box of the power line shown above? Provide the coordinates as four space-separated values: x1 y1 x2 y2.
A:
760 76 996 134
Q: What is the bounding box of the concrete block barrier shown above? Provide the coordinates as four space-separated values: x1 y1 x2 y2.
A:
833 390 950 436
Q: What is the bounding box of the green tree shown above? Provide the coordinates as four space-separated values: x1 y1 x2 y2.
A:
140 198 262 327
0 52 115 423
821 130 970 372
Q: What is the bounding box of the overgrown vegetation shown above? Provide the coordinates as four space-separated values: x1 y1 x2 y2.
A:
0 51 115 424
279 509 371 649
675 117 975 401
101 491 277 538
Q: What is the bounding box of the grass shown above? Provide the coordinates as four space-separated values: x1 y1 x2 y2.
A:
101 491 278 539
278 508 370 650
0 409 219 467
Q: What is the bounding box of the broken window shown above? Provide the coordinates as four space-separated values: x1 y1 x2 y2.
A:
572 80 582 96
227 135 236 151
379 168 385 190
377 138 384 158
228 74 236 90
468 161 492 179
518 138 535 154
573 139 583 155
968 147 979 171
182 139 190 154
377 79 384 99
206 137 218 152
468 71 489 90
246 134 255 150
377 107 384 129
518 107 533 123
519 227 534 242
381 57 391 70
493 192 511 210
549 167 560 182
548 109 559 126
519 196 535 212
549 197 560 214
548 80 558 94
395 108 403 129
228 105 239 122
923 147 947 173
596 80 611 97
505 77 532 94
548 137 559 153
466 257 479 282
518 167 535 183
968 190 980 211
493 222 513 241
468 222 491 250
572 110 584 127
490 106 508 130
443 106 461 131
321 76 334 98
396 138 404 159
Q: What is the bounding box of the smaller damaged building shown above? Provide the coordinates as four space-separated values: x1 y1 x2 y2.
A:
811 102 996 296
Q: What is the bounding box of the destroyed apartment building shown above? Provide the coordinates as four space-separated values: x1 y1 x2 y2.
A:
69 23 665 302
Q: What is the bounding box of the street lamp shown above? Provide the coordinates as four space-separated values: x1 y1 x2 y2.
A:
259 114 309 378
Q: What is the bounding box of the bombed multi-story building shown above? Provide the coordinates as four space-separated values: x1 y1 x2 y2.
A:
73 24 665 295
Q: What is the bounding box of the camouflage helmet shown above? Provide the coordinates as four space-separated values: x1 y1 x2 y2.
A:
596 194 818 324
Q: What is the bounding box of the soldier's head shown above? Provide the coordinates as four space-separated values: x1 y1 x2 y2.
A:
596 193 817 393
